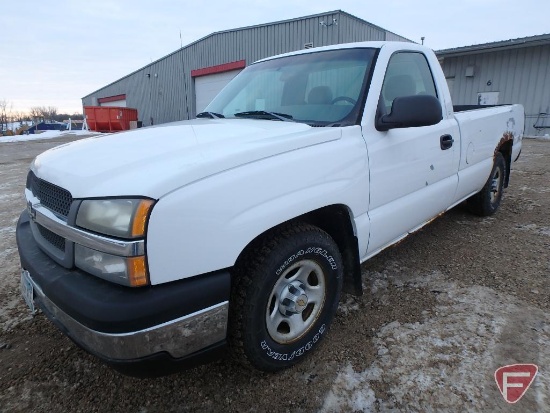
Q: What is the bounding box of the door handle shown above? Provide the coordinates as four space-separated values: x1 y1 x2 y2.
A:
440 134 454 150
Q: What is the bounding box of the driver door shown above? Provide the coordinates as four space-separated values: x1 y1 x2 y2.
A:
364 51 460 256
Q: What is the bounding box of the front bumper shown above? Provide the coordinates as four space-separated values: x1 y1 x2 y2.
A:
16 211 231 376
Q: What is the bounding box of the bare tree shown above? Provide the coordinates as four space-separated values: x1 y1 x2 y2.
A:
28 105 59 128
11 111 29 130
0 99 7 132
38 107 49 122
29 106 44 123
12 111 24 122
71 111 84 120
46 106 58 121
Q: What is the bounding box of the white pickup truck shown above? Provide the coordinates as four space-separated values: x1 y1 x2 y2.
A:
17 41 524 376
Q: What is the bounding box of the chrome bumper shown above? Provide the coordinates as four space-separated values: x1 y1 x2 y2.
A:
31 276 229 360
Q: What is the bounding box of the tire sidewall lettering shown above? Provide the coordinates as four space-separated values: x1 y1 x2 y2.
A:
275 246 338 276
259 324 327 362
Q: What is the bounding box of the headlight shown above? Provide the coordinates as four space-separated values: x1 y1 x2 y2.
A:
76 198 154 239
75 245 148 287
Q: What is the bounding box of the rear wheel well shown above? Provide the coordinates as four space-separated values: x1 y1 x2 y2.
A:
234 205 362 296
498 140 513 188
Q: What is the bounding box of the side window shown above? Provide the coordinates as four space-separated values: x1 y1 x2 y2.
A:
380 52 437 112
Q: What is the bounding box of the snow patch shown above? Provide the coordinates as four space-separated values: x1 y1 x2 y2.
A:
0 130 100 143
323 269 550 411
337 295 360 316
0 247 16 260
0 297 34 331
515 223 550 237
320 364 381 412
0 193 20 201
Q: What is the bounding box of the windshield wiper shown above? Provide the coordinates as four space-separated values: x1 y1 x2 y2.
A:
234 111 294 122
196 111 225 119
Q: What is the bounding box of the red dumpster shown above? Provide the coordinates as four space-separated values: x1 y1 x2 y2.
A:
84 106 138 133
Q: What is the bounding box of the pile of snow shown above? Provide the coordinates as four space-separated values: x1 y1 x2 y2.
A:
0 130 100 143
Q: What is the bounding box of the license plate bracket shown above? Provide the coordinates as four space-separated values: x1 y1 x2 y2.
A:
20 269 36 314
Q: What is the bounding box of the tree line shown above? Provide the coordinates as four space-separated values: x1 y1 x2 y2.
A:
0 99 84 132
27 106 84 123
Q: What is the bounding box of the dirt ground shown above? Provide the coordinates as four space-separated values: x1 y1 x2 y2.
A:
0 136 549 412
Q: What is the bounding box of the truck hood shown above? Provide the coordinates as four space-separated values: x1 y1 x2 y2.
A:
31 119 341 199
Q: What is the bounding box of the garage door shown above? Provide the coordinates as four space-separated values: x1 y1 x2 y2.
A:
194 69 242 114
97 94 127 108
100 99 127 107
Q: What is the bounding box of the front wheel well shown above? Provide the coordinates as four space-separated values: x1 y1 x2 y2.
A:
234 205 362 296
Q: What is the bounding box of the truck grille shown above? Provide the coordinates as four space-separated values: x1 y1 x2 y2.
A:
37 224 66 251
26 171 73 218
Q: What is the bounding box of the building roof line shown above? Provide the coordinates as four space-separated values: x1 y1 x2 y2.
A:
83 10 345 99
338 11 412 43
436 33 550 56
82 10 408 99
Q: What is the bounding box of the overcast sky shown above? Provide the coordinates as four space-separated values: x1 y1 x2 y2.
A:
2 0 549 115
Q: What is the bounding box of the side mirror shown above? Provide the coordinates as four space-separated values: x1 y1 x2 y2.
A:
376 95 443 132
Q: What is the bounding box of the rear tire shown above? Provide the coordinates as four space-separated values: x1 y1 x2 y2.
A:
467 152 506 216
229 223 343 371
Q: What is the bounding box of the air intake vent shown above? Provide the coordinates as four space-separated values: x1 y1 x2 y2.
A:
26 171 73 218
304 42 314 49
37 224 66 251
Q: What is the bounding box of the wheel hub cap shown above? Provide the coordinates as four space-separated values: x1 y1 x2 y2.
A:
266 258 327 344
279 281 309 316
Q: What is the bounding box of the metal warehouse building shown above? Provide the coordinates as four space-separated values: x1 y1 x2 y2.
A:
81 10 409 126
437 34 550 136
83 11 550 137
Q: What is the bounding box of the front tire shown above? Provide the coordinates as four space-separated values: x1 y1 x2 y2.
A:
467 152 506 216
229 223 343 371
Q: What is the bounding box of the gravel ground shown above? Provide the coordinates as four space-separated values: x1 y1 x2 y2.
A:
0 136 549 412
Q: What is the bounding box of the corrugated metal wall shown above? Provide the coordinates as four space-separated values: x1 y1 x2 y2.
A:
440 45 550 136
82 11 410 125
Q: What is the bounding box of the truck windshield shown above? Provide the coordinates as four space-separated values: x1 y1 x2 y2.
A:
204 48 377 126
